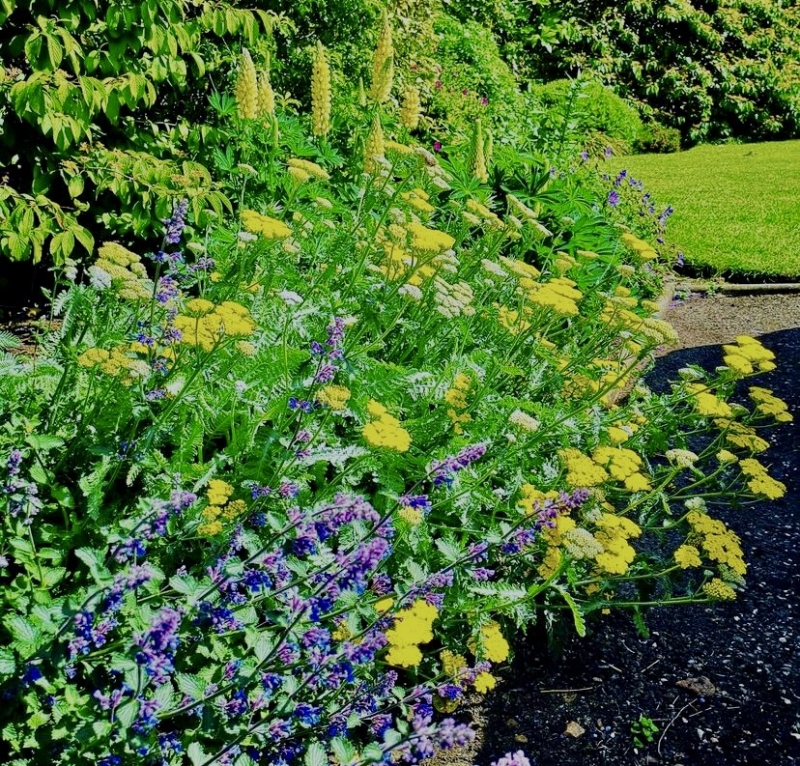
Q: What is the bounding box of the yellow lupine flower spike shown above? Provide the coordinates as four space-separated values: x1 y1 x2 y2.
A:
400 86 421 130
311 41 332 137
235 48 258 120
370 10 394 103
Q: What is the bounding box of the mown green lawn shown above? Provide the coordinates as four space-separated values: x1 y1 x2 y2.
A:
614 140 800 279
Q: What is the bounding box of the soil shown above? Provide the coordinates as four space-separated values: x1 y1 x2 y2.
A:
432 287 800 766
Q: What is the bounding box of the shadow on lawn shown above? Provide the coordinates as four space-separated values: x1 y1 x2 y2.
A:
475 329 800 766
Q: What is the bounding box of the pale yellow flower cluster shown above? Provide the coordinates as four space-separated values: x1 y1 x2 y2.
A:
199 480 247 536
89 242 153 301
517 484 560 516
316 385 351 411
593 513 642 575
407 222 455 253
739 457 786 499
363 114 386 174
674 544 703 569
362 400 412 452
702 578 737 600
495 305 530 335
686 509 747 575
401 187 435 215
235 49 258 120
241 209 292 240
620 232 658 262
506 193 539 222
464 198 503 230
444 373 472 434
472 621 509 663
174 300 255 352
311 41 332 136
521 276 583 317
558 448 609 487
400 86 422 130
715 418 770 452
369 11 394 103
685 382 733 418
77 345 151 386
593 446 651 492
600 294 679 346
287 158 330 182
468 119 489 183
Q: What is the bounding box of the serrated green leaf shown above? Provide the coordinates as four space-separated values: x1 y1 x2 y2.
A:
188 742 208 765
331 737 356 765
26 433 64 452
7 615 40 648
115 699 138 729
176 673 206 701
304 742 327 766
0 648 16 677
361 743 384 763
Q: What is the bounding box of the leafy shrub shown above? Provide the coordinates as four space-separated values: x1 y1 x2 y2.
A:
0 39 792 763
528 79 644 154
636 121 682 155
446 0 800 144
0 0 286 263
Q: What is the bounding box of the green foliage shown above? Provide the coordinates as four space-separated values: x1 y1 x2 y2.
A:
451 0 800 144
528 79 645 155
630 714 659 748
0 0 287 262
637 120 682 155
0 41 792 761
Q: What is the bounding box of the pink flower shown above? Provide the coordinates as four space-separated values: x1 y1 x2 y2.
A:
433 141 442 153
435 80 443 89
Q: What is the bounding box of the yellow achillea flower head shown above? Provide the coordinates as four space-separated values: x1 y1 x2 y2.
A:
316 385 351 410
235 48 259 120
257 63 275 117
440 650 468 677
207 479 234 506
559 448 609 487
400 85 422 130
474 672 497 694
174 301 255 352
369 11 394 103
407 222 454 253
241 209 292 240
384 600 438 668
674 544 702 569
311 41 332 136
478 621 509 663
398 506 423 525
468 118 489 183
362 399 411 452
385 644 423 668
702 578 737 600
363 113 386 174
